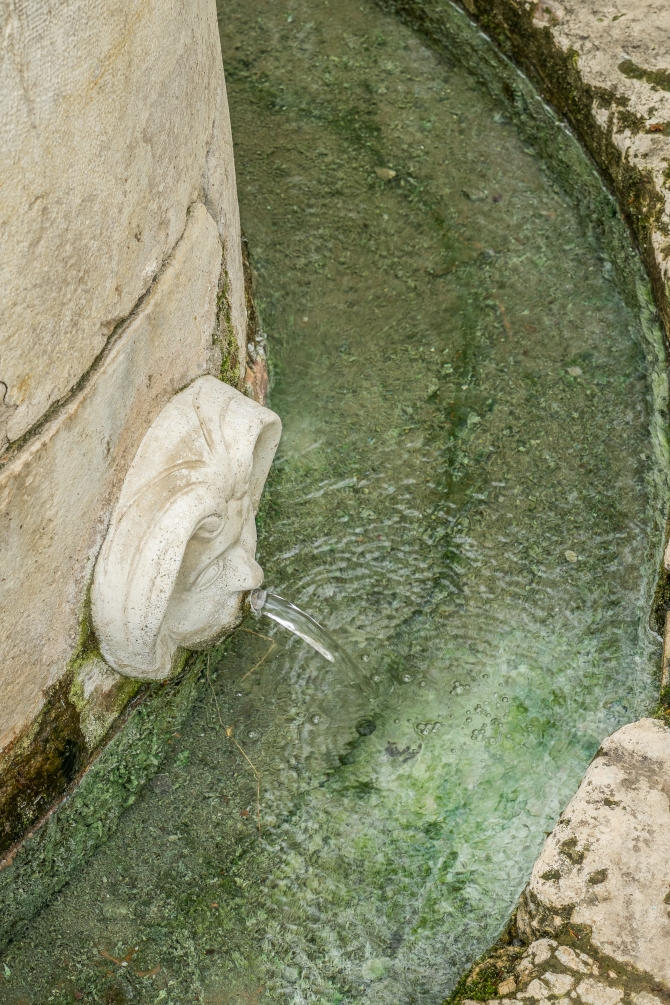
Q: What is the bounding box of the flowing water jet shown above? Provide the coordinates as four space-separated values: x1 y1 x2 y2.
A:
249 589 368 690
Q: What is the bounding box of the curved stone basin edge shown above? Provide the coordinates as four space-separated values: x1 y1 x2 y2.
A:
371 0 670 998
380 0 670 345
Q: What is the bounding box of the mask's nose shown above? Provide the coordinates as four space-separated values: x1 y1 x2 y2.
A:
225 545 264 592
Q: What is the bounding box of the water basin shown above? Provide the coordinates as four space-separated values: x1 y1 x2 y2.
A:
0 0 666 1002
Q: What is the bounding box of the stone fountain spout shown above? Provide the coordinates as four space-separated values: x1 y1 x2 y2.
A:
91 376 281 680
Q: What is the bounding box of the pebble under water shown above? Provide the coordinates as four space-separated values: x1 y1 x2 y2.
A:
1 0 667 1002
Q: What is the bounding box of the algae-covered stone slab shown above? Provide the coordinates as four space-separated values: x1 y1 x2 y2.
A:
0 658 203 953
519 718 670 985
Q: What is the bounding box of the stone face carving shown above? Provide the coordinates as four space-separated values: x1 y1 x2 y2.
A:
91 377 281 680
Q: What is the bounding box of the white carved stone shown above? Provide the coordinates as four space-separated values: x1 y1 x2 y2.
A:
91 377 281 680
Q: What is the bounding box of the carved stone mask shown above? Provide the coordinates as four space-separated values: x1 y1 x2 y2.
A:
91 376 282 679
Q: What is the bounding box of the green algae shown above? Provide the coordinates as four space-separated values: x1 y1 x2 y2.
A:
0 659 203 953
446 942 522 1005
618 59 670 94
445 917 670 1005
0 675 87 861
0 0 667 1002
69 656 142 753
215 272 242 390
67 588 142 753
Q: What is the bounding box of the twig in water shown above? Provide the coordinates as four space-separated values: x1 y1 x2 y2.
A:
495 298 512 336
206 656 262 836
227 726 262 837
239 627 276 681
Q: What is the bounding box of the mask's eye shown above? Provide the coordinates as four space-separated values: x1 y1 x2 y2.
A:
194 515 223 539
194 558 224 591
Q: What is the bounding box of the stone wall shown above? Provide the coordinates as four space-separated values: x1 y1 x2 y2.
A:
0 0 248 855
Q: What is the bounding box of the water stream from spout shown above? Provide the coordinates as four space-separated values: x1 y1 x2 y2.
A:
249 588 364 686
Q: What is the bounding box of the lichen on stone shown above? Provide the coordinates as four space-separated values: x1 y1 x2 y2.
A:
618 60 670 95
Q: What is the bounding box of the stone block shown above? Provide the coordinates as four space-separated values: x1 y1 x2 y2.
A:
202 67 248 371
0 202 222 753
0 0 239 444
522 718 670 985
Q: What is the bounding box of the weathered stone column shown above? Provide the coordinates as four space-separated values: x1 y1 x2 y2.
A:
0 0 247 856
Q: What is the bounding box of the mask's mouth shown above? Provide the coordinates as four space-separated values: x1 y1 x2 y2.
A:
249 587 267 615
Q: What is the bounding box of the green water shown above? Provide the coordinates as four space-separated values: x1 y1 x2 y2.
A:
1 0 667 1003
